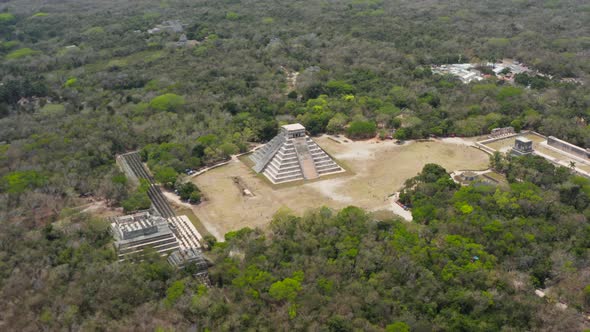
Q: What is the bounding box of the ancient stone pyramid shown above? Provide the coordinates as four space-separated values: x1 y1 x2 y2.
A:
250 123 344 183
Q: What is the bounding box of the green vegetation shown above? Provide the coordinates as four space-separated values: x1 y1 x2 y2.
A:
64 77 77 88
346 120 377 139
5 48 40 59
2 156 590 329
225 11 239 20
0 40 18 52
0 13 16 24
175 182 201 203
164 280 185 307
196 157 590 330
149 93 185 112
121 179 151 212
0 170 46 194
0 0 590 329
154 166 177 188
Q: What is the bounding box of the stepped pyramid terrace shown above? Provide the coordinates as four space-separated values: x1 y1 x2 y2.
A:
250 123 344 183
110 211 180 261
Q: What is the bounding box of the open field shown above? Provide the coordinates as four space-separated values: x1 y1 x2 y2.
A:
188 136 489 239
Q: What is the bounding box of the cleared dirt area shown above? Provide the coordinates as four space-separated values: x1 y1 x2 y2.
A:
188 136 489 239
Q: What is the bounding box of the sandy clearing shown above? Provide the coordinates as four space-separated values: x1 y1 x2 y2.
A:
186 136 489 239
162 191 224 240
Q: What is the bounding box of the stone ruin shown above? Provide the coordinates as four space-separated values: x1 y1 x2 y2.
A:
547 136 590 159
250 123 344 183
490 127 515 138
511 136 533 156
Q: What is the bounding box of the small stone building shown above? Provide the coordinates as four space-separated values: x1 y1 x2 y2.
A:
511 137 533 156
460 171 478 182
490 126 515 138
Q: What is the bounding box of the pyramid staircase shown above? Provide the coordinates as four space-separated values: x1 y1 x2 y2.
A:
250 124 343 184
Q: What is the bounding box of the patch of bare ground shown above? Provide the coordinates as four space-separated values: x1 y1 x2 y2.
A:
187 136 489 239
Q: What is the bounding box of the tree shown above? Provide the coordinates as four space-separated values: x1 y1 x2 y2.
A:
176 182 201 203
121 190 151 212
219 142 239 158
165 280 185 307
1 170 46 198
419 164 450 183
490 151 505 171
394 127 409 140
346 120 376 139
325 80 354 95
154 166 177 188
149 94 186 112
268 278 302 302
326 113 348 134
188 191 202 204
386 322 410 332
390 86 412 108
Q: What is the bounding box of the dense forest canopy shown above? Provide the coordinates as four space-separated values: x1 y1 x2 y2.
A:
1 0 590 330
1 0 589 216
2 158 590 330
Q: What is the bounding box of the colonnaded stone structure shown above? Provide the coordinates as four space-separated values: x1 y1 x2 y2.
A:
110 211 179 261
511 136 533 156
250 123 344 183
490 126 515 138
547 136 590 159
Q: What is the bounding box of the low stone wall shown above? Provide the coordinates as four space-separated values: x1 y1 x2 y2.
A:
474 143 495 155
477 133 518 145
547 136 589 159
490 126 515 138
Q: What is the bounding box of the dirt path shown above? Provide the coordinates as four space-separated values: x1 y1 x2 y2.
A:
386 194 413 222
162 191 224 240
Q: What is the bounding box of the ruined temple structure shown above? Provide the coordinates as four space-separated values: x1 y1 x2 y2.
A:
511 136 533 156
110 211 179 261
250 123 344 183
490 126 515 138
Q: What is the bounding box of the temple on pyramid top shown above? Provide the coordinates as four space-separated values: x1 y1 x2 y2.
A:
250 123 344 183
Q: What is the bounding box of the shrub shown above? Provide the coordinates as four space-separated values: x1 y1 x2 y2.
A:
6 48 40 60
325 80 354 95
64 78 77 88
154 166 178 188
1 170 46 194
121 191 151 212
149 93 186 112
0 13 16 24
219 142 239 157
497 86 523 100
386 322 410 332
176 182 201 204
346 120 376 139
226 12 239 20
165 280 185 307
269 278 302 302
